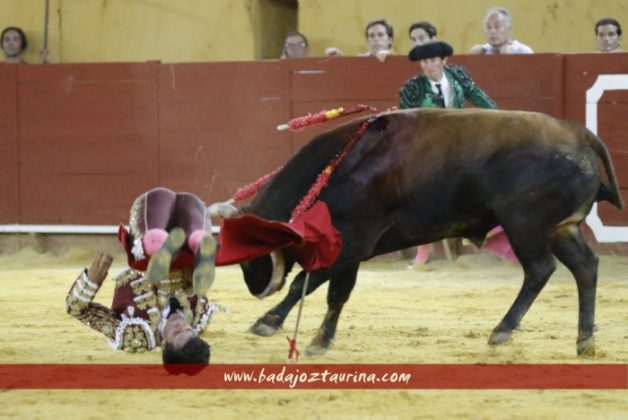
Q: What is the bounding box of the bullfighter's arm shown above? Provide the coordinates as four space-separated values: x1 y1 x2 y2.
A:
65 252 120 341
466 84 496 109
398 75 426 109
447 64 496 109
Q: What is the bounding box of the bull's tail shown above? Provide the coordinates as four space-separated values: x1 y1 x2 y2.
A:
586 130 624 210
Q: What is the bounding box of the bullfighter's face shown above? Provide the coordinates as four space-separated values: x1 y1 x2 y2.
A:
366 24 393 54
419 56 448 82
161 312 197 350
596 24 622 52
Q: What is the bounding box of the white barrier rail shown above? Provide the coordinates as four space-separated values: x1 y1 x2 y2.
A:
0 225 220 234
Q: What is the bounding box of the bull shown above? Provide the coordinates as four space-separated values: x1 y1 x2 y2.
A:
224 108 624 357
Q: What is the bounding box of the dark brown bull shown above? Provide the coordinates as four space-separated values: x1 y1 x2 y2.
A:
231 108 623 357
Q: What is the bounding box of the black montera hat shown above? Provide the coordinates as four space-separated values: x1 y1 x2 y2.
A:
408 41 454 61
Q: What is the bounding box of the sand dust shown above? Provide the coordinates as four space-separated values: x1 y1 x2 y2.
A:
0 248 626 419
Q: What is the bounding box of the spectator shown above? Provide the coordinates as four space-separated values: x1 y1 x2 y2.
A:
280 31 309 59
325 19 395 62
470 7 533 54
399 41 496 265
595 18 623 53
1 26 28 63
409 21 437 46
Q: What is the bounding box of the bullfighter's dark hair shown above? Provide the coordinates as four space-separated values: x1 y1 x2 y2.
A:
1 26 28 51
408 21 437 39
595 18 622 36
162 336 210 369
365 19 394 40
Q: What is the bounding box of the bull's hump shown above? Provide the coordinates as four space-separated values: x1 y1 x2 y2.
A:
407 108 560 141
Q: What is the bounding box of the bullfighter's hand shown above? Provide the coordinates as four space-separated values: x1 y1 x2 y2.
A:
87 252 113 286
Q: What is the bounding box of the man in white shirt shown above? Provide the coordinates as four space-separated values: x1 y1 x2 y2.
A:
470 7 533 55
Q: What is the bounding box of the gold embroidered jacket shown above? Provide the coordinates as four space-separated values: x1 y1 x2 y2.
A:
65 267 216 352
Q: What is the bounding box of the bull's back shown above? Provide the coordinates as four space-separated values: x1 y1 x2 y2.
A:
400 108 591 160
326 109 601 240
349 109 597 198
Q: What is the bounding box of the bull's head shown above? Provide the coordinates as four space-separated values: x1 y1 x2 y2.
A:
240 250 294 298
208 200 293 299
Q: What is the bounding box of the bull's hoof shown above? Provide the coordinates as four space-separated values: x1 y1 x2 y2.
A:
249 314 283 337
577 336 596 357
304 335 332 356
249 321 280 337
488 330 512 345
305 343 329 356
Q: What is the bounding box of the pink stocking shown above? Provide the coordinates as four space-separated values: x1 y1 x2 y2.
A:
414 245 431 264
142 228 168 256
484 226 518 262
188 230 211 254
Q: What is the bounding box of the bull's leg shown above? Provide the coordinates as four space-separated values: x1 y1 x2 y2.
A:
549 225 598 356
489 230 556 345
305 263 360 356
249 270 329 337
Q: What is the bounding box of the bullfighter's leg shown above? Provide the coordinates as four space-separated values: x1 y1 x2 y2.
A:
549 224 598 356
145 227 186 285
192 234 217 297
305 263 360 356
130 187 178 256
249 269 331 337
489 227 556 345
172 192 211 252
172 192 215 295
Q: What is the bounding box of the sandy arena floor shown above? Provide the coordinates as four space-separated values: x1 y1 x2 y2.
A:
0 247 627 419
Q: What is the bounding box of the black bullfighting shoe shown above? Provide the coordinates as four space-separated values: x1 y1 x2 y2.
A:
192 234 217 297
145 227 186 286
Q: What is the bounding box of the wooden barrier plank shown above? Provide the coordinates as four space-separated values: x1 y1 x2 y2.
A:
19 174 139 224
0 65 19 223
158 62 290 203
454 54 564 118
288 56 414 103
2 55 627 231
16 63 159 224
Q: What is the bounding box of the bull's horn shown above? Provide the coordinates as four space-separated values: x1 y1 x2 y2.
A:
208 200 239 219
256 251 286 299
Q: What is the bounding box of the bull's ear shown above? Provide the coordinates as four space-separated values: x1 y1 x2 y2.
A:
208 201 239 219
367 114 389 133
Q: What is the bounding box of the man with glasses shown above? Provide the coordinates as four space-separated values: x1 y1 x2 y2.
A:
280 31 309 59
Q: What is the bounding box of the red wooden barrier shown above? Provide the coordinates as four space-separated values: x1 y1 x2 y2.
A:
0 66 19 222
0 54 626 233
